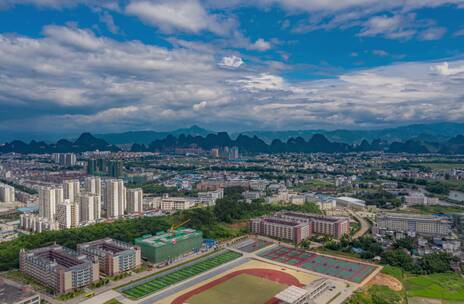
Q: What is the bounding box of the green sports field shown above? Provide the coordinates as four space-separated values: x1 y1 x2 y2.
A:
122 251 242 299
187 273 287 304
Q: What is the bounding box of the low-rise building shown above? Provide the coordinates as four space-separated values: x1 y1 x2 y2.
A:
376 213 452 237
405 192 439 205
134 228 203 264
336 196 366 210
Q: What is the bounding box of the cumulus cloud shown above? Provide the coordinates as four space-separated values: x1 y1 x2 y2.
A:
249 38 272 51
432 62 464 76
126 0 235 35
193 101 208 111
0 25 463 133
219 55 244 68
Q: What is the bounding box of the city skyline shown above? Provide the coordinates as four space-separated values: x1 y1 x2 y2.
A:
0 1 463 135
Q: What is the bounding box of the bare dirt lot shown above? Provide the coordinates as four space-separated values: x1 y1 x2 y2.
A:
367 273 403 291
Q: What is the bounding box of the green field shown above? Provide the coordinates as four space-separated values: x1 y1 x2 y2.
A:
411 162 464 170
122 251 242 299
405 273 464 301
188 273 287 304
409 204 464 215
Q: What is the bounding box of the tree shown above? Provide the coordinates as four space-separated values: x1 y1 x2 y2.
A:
382 249 415 272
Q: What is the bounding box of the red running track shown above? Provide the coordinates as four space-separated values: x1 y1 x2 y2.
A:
171 268 303 304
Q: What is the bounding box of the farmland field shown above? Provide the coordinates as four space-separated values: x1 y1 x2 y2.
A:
121 251 242 299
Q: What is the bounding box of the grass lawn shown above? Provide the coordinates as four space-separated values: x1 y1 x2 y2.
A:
347 285 404 304
381 266 404 281
122 251 242 299
103 299 123 304
405 273 464 301
187 273 287 304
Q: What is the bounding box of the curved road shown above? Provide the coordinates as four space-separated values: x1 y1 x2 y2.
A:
347 209 370 239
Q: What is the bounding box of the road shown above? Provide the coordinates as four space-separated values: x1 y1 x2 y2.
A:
347 209 370 239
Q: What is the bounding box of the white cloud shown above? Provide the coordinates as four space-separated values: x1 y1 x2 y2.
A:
0 0 121 10
358 14 416 40
100 11 119 34
372 49 389 57
193 101 208 111
432 62 464 76
249 38 271 51
126 0 235 35
43 25 104 50
454 28 464 36
236 73 285 92
0 25 463 133
219 55 244 68
419 27 447 40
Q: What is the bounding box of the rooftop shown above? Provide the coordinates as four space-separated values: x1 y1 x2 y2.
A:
0 278 38 304
135 228 201 247
274 285 308 303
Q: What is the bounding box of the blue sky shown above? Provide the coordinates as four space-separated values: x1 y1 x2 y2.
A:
0 0 463 138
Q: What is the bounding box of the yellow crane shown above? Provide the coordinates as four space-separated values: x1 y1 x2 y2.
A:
169 218 190 235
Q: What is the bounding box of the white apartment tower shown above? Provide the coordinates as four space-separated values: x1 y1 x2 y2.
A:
80 193 101 224
39 186 63 221
127 188 143 214
56 199 80 229
105 179 126 219
85 177 102 197
0 183 15 203
63 179 80 202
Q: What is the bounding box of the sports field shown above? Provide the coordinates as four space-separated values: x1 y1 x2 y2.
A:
236 239 272 253
258 245 376 283
187 273 286 304
121 251 242 299
172 268 303 304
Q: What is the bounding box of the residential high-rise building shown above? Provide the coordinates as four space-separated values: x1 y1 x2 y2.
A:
105 179 126 218
229 146 239 160
52 153 77 167
0 183 15 203
87 159 97 175
108 160 123 178
210 148 219 158
79 192 101 224
63 179 80 202
56 199 79 229
126 188 143 214
38 186 63 221
85 176 101 197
